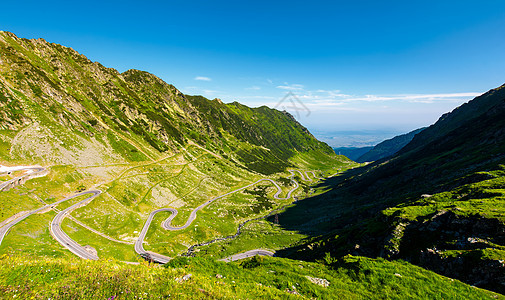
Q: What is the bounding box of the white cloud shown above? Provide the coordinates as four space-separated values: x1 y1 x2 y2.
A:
230 85 484 132
262 90 480 114
276 83 304 90
315 89 341 94
349 92 481 103
203 89 220 94
246 86 261 90
194 76 212 81
243 95 278 100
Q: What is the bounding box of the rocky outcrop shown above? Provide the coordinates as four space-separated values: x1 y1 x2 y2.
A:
383 211 505 293
419 248 505 293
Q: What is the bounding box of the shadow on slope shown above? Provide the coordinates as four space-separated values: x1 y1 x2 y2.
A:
267 166 389 258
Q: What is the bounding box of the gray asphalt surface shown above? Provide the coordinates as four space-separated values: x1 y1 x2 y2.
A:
0 190 99 248
0 166 49 244
50 190 102 260
0 166 104 260
162 170 298 231
305 170 324 181
220 249 275 262
293 170 312 182
134 207 174 264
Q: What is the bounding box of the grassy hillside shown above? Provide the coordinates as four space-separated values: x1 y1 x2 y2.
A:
1 30 503 297
0 254 500 299
0 31 354 267
0 31 332 174
349 83 505 199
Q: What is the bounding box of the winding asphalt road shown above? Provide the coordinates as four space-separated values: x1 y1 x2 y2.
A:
291 170 310 182
220 249 275 262
0 190 99 247
134 208 174 264
49 190 102 260
0 165 104 260
1 163 322 264
305 170 324 181
0 165 47 191
0 166 49 245
135 170 305 263
162 171 298 231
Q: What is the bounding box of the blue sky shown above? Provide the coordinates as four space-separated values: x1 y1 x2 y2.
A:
1 1 504 146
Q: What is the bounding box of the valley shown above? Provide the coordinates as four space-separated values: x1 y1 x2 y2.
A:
0 141 351 264
0 29 504 299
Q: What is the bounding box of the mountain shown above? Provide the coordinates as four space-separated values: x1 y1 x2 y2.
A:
332 128 426 163
1 31 503 297
333 146 373 161
0 31 335 175
276 83 505 293
352 83 505 196
0 31 351 263
356 128 425 163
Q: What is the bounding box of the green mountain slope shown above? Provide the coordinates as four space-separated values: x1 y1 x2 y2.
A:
356 128 425 163
1 31 502 297
351 83 505 197
401 85 505 155
1 255 500 299
0 31 332 174
0 31 349 261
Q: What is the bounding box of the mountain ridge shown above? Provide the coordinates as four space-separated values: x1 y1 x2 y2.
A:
0 31 352 268
0 30 333 174
401 83 505 156
356 127 425 163
333 146 373 161
1 30 504 296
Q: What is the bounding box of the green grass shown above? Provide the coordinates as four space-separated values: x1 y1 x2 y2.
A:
0 211 72 259
382 169 505 222
0 29 356 271
0 254 499 299
1 32 503 297
0 165 94 224
184 166 357 259
0 130 17 161
0 185 42 224
61 218 138 262
142 175 298 257
67 148 343 260
194 220 307 259
0 139 356 264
